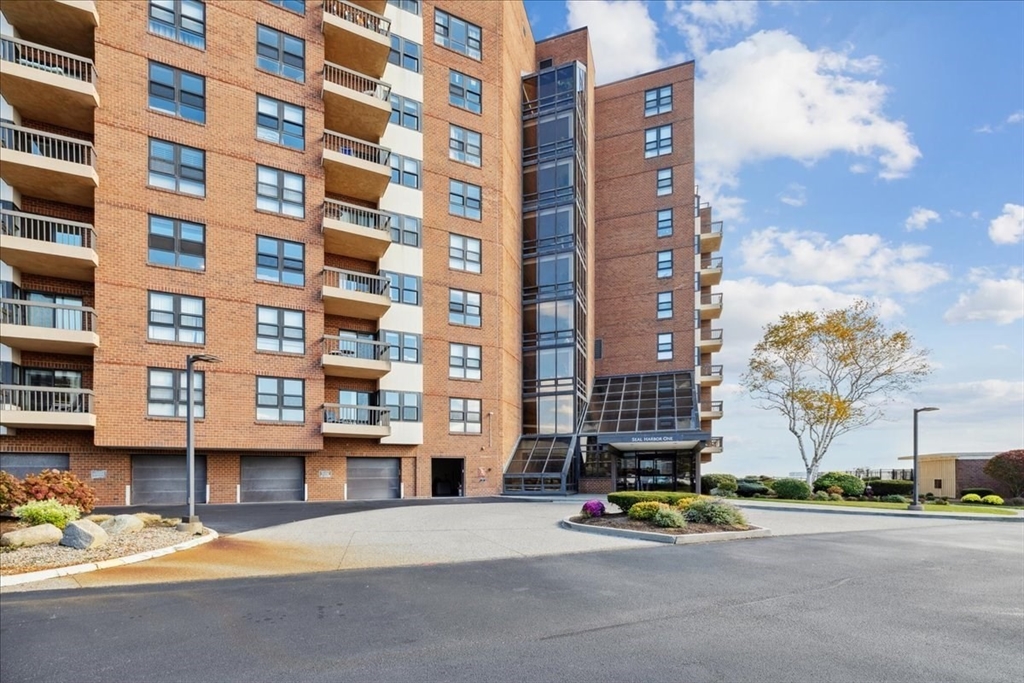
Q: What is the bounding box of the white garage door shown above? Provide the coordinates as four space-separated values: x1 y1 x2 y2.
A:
240 456 305 502
347 458 400 500
131 455 207 505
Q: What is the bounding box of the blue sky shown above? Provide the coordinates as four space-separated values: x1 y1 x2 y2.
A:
525 0 1024 476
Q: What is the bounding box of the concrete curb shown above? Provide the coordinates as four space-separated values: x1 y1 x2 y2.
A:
561 516 771 545
731 501 1024 522
0 528 219 588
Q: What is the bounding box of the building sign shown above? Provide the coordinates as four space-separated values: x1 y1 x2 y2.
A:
628 434 682 443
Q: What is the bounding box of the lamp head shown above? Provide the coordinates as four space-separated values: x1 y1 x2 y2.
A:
189 354 222 364
916 406 939 413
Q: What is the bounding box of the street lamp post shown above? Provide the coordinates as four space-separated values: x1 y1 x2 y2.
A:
909 406 939 511
180 353 221 531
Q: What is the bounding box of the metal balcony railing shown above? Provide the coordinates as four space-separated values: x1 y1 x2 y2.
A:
0 35 98 84
701 293 723 307
701 256 723 270
324 61 391 101
0 123 96 167
323 130 391 166
323 0 391 36
0 298 96 331
0 385 94 414
323 335 391 360
706 436 723 450
323 403 391 426
703 220 723 235
701 364 724 379
0 209 96 249
323 266 390 296
323 198 391 233
700 328 724 342
702 401 723 413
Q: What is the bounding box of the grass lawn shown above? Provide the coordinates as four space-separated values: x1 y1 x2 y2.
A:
740 498 1019 516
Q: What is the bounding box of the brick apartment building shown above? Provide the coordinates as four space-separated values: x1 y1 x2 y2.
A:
0 0 723 506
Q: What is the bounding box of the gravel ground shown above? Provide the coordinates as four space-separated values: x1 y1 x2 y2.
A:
0 527 205 575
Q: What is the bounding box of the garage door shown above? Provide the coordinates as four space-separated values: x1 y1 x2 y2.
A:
347 457 400 500
241 456 305 502
0 453 70 480
131 455 207 505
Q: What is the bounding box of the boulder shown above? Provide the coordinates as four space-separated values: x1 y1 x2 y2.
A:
60 519 109 549
100 514 144 536
0 523 63 548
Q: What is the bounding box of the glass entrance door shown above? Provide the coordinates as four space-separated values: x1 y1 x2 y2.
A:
616 452 680 491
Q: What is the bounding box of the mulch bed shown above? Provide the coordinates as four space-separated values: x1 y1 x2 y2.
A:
572 513 754 535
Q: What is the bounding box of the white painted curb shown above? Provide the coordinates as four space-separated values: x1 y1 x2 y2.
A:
562 516 771 544
0 528 219 588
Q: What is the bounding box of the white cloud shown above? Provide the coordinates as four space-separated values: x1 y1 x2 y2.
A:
919 380 1024 420
974 124 994 134
988 203 1024 245
944 271 1024 325
738 228 949 294
974 111 1024 133
1007 110 1024 124
664 0 758 56
849 163 870 174
778 183 806 207
904 206 940 231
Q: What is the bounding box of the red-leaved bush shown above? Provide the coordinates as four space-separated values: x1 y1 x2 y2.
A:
0 470 28 513
984 450 1024 498
21 469 97 513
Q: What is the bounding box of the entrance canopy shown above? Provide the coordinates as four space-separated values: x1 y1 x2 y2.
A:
580 372 709 446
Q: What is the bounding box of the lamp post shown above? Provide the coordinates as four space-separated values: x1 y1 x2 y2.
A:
180 353 220 531
909 406 939 511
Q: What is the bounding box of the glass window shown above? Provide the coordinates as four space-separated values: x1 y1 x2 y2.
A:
148 215 205 270
256 166 305 218
537 395 574 434
256 236 305 286
434 9 482 60
148 139 205 196
449 343 482 380
449 70 482 114
149 0 205 49
449 397 482 433
147 368 204 418
449 289 481 327
657 292 673 320
388 212 421 247
657 168 672 196
657 209 673 238
148 62 205 123
644 125 672 158
256 25 305 82
388 34 421 73
644 85 672 116
389 153 421 189
449 234 482 273
382 391 422 422
387 0 420 14
389 93 422 131
449 125 482 166
256 376 304 422
148 291 205 344
657 332 673 361
381 271 421 305
657 250 673 278
381 330 421 363
256 306 304 353
256 95 305 150
266 0 304 13
449 180 482 220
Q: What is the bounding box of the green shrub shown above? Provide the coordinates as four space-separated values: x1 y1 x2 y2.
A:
960 488 995 498
828 493 843 501
0 470 28 513
813 472 866 496
700 473 737 495
881 494 908 503
960 493 982 503
825 485 844 495
981 495 1004 505
21 469 97 513
811 490 830 501
628 501 668 521
932 498 949 506
771 478 811 500
1006 497 1024 507
652 508 686 528
865 480 913 496
13 499 81 529
736 481 769 498
607 491 697 513
684 499 747 527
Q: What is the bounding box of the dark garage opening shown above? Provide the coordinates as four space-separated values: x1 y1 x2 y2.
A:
432 458 463 497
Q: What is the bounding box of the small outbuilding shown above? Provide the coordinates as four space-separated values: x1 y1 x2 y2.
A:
896 452 1008 498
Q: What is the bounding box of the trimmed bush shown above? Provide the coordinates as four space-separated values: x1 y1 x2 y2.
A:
684 499 747 527
607 491 697 513
771 478 811 500
828 493 843 501
652 508 686 528
628 501 668 521
881 494 908 504
21 469 97 513
700 473 738 495
813 472 866 496
13 499 81 529
865 480 913 496
675 496 707 511
1006 497 1024 507
826 486 844 495
736 481 770 498
981 495 1004 506
932 498 949 505
811 490 830 501
960 488 995 498
580 500 605 518
960 493 982 503
0 470 28 514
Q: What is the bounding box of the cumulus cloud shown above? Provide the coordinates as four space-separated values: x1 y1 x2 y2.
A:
904 207 940 231
664 0 758 56
918 379 1024 420
988 203 1024 245
849 163 870 174
944 270 1024 325
738 228 949 294
1009 111 1024 124
778 183 806 207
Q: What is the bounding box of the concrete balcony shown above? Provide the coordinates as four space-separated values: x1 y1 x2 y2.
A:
322 0 391 80
322 267 391 319
0 386 95 430
0 123 97 207
323 131 391 203
698 220 723 253
0 299 98 355
323 61 391 142
322 335 392 379
0 36 98 133
697 327 723 352
698 364 724 386
699 292 723 320
0 209 97 281
348 0 387 13
323 198 391 260
700 401 724 420
0 1 98 58
699 256 723 287
322 403 391 439
701 436 723 454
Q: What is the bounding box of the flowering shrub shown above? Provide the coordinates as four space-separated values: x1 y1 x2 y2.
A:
21 469 96 513
652 508 686 528
580 500 606 518
684 499 747 527
675 496 708 511
13 499 81 529
607 491 697 513
627 501 668 521
981 495 1004 505
0 470 28 513
960 493 983 503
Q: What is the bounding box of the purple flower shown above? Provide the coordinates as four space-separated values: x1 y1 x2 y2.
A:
581 500 605 518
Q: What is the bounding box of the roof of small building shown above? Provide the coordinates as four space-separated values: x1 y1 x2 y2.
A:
897 452 999 461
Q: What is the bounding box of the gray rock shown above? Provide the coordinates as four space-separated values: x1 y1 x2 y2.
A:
0 523 63 548
100 514 144 536
60 519 109 549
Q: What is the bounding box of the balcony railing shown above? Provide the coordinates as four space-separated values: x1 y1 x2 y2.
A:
700 328 723 343
323 199 391 234
702 401 723 413
0 35 98 84
701 256 723 270
323 267 389 296
323 0 391 36
323 403 391 427
703 220 723 235
705 436 723 451
0 298 96 331
0 385 94 414
701 293 723 307
0 209 96 249
324 61 391 101
323 335 391 360
701 364 724 379
324 130 391 166
0 123 96 167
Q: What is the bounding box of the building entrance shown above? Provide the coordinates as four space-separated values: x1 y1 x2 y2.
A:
615 451 696 493
431 458 464 497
